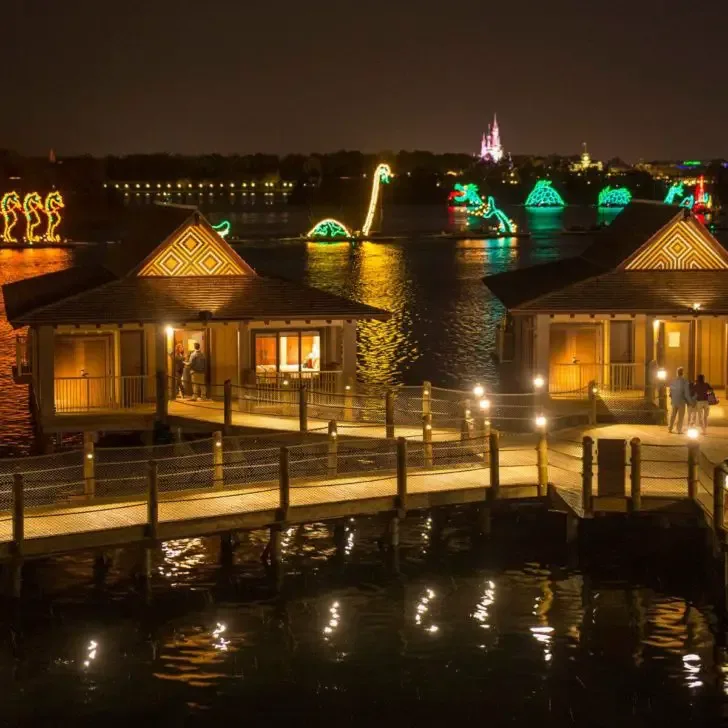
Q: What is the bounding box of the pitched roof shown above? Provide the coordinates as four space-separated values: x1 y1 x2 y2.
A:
483 256 602 309
514 270 728 314
2 203 390 327
8 276 389 326
579 201 683 269
483 201 728 313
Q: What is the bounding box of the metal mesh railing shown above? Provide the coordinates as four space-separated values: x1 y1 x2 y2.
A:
640 443 688 496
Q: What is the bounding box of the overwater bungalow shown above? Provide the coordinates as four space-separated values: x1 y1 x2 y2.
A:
485 202 728 397
3 204 388 436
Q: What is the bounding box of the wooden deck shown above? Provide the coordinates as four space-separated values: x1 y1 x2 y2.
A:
1 422 727 563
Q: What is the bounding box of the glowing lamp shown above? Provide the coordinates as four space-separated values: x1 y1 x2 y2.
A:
591 386 599 394
479 398 490 411
86 453 93 460
533 375 545 390
686 428 699 440
692 303 702 312
656 368 667 382
330 431 337 439
473 384 485 398
535 415 547 429
165 326 174 337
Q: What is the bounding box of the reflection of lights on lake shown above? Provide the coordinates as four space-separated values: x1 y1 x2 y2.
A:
345 521 355 556
530 625 554 662
281 527 295 557
323 601 341 641
683 653 702 689
212 622 230 652
415 588 438 634
420 516 432 554
83 639 98 669
158 538 206 584
472 580 496 630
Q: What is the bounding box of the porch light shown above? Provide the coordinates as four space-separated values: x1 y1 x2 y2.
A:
656 368 667 382
535 415 547 429
686 428 699 440
692 303 701 312
165 326 174 337
479 398 490 411
473 384 485 398
282 380 289 386
533 375 545 390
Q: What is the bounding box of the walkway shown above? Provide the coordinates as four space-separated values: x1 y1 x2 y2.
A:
0 423 726 561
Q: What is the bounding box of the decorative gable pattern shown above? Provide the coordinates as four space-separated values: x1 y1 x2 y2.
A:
137 223 247 277
624 218 728 271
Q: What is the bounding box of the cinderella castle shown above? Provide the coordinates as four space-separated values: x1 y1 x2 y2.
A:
479 114 504 163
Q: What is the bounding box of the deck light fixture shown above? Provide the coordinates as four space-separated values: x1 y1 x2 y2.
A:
533 375 545 390
656 368 667 381
692 303 701 312
473 384 485 398
687 428 699 440
479 398 490 411
535 415 547 428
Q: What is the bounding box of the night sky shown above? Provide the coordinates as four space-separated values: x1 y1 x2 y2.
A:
3 0 727 159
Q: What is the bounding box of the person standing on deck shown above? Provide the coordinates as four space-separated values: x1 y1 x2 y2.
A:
188 342 207 401
172 342 186 398
692 374 712 434
668 367 694 434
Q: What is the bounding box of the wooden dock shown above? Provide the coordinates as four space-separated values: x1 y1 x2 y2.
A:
1 423 727 570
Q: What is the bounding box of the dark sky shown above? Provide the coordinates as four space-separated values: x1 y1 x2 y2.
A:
3 0 727 159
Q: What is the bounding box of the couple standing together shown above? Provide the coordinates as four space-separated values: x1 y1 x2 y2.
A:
668 367 714 435
173 342 207 401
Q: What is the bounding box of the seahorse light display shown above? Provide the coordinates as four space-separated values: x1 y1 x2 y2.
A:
1 191 22 243
44 191 65 242
307 163 392 240
0 190 65 243
23 192 45 243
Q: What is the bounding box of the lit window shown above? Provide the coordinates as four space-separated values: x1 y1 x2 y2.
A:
254 331 321 373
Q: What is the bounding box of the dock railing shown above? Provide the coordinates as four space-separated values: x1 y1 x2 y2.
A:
54 375 156 414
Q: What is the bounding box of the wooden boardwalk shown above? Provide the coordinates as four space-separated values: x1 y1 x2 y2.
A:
1 422 728 563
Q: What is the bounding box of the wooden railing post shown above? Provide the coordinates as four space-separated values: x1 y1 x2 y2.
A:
12 472 24 556
630 437 642 512
83 432 95 499
396 437 407 516
327 420 338 476
223 379 233 435
460 399 473 442
488 429 500 501
713 463 725 542
588 380 598 426
687 440 699 501
279 446 290 521
343 376 354 422
537 429 548 497
147 461 159 541
298 383 308 432
155 370 167 423
422 381 432 418
213 431 224 490
422 413 434 468
582 436 593 516
385 390 395 439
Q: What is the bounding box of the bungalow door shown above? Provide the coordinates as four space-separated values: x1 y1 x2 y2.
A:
549 324 600 393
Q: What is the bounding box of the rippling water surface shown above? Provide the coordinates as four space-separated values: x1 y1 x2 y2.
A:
0 207 726 724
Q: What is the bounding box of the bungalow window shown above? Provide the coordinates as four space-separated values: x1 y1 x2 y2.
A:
254 331 321 373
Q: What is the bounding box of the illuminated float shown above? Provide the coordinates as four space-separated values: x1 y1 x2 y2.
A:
212 219 231 238
307 163 392 241
449 183 517 234
0 190 65 244
597 186 632 208
525 180 566 208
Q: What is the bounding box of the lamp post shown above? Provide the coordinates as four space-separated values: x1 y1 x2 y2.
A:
535 415 548 496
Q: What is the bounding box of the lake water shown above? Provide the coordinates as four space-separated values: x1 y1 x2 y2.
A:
0 206 726 724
